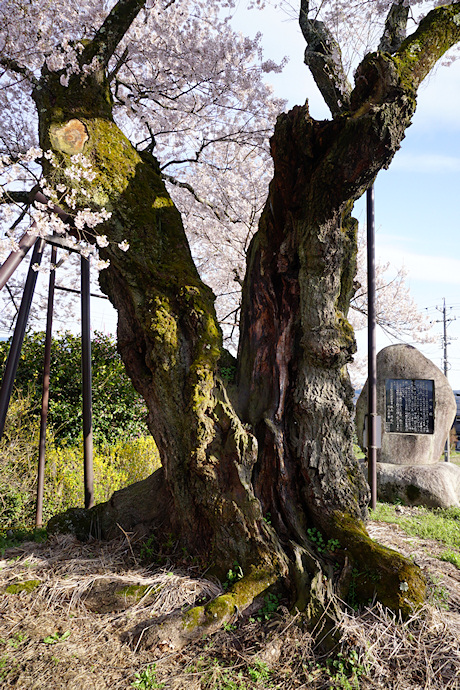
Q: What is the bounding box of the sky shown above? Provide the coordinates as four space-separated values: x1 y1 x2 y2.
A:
229 1 460 389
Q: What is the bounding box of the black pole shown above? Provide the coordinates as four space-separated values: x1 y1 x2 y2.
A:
35 245 57 528
443 298 450 462
367 186 377 510
81 255 94 509
0 239 45 439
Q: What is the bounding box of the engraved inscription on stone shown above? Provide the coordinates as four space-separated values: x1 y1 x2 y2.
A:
385 379 434 434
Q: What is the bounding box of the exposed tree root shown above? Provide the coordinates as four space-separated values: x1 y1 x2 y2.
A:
48 468 175 543
331 512 427 616
47 482 426 652
127 566 279 651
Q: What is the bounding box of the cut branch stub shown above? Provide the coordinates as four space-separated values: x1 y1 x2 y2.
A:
49 120 89 155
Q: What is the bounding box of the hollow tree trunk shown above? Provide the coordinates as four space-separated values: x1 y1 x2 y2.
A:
43 44 435 636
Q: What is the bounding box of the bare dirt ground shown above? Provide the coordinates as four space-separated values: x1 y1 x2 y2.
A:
1 515 460 689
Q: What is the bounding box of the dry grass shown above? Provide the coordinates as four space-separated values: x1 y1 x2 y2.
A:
0 521 460 688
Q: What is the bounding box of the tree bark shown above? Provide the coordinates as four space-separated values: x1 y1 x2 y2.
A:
44 0 460 644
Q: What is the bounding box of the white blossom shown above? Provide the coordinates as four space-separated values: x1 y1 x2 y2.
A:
95 234 109 248
0 0 443 340
94 258 110 271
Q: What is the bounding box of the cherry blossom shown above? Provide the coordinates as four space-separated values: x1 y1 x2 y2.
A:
0 0 443 340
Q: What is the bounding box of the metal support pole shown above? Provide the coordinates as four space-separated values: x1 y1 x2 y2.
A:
443 298 450 462
35 245 57 528
367 186 377 510
0 192 70 292
81 255 94 509
0 239 45 439
0 232 37 291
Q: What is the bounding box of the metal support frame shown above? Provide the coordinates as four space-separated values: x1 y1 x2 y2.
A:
0 232 37 290
0 192 95 517
367 186 377 510
35 245 57 528
0 239 45 438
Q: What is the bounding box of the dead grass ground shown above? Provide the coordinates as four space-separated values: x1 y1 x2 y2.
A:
0 515 459 689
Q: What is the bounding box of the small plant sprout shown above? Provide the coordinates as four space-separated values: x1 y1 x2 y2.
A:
131 663 164 689
223 562 244 590
43 631 71 645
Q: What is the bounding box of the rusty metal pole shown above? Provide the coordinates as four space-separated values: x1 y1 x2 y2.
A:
81 254 94 509
0 238 45 439
367 186 377 510
35 245 57 528
0 232 37 290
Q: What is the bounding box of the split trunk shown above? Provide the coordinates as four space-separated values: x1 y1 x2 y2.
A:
43 52 427 628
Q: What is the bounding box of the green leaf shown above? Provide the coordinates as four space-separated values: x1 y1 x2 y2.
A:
43 631 71 645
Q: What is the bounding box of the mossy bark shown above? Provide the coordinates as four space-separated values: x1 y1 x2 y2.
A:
36 68 285 585
37 1 460 638
236 48 430 616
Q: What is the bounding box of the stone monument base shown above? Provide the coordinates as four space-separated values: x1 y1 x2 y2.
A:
373 462 460 509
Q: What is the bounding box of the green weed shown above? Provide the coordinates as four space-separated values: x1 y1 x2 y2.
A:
326 649 365 689
7 633 28 649
428 574 450 610
256 593 279 621
131 663 165 689
0 657 9 680
248 658 271 682
439 549 460 569
43 631 71 645
307 527 341 554
223 562 243 591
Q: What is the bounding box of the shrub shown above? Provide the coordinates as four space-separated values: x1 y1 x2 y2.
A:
0 394 41 529
43 436 160 522
0 331 148 444
0 393 160 530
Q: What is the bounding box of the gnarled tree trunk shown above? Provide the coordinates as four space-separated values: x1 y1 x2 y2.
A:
45 0 460 647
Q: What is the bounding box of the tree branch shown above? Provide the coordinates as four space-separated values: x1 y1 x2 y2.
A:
396 3 460 91
81 0 147 70
163 172 234 223
0 57 38 85
299 0 352 116
379 1 410 54
1 191 32 205
108 46 130 83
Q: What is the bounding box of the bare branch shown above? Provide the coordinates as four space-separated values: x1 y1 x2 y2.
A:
0 57 38 85
299 0 352 117
379 1 410 54
1 191 32 205
81 0 147 70
108 46 130 83
163 172 234 224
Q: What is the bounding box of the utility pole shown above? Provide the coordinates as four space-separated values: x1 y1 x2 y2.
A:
435 298 455 462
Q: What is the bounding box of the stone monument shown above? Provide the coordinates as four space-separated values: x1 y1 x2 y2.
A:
356 344 459 508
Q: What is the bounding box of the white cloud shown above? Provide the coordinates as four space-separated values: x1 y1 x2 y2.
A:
379 246 460 285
